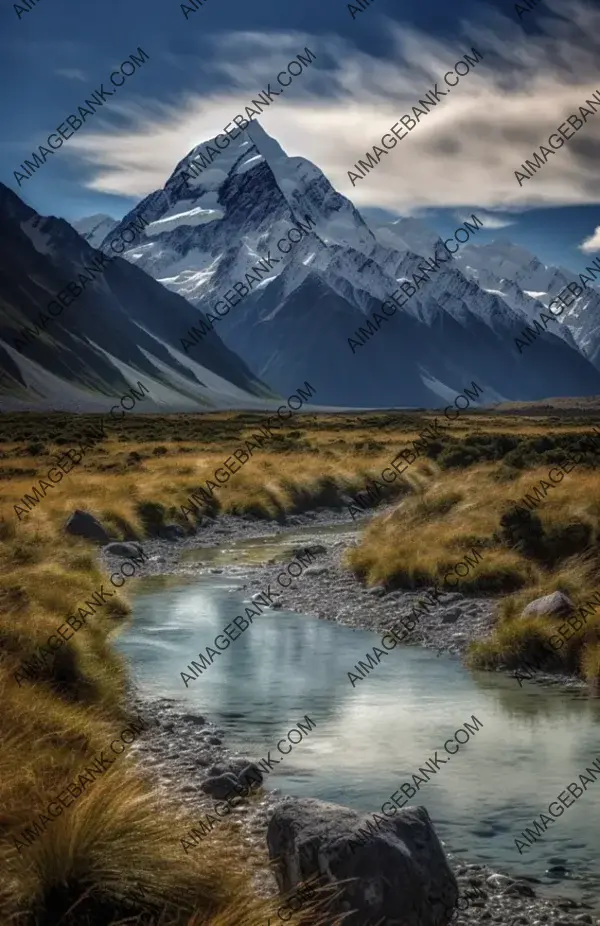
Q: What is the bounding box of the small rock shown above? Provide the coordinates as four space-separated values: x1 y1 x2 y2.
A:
158 524 186 541
103 541 143 558
441 608 461 624
206 765 228 777
306 544 327 555
238 762 264 790
181 713 206 726
367 585 386 597
201 773 239 799
206 736 222 746
304 566 328 577
439 593 464 605
502 881 536 897
486 873 514 890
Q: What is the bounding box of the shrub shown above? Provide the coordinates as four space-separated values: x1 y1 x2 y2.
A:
543 520 593 567
437 446 478 469
137 501 166 535
499 506 545 559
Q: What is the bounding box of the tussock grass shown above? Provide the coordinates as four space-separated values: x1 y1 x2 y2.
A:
0 440 351 923
2 407 600 922
347 465 532 594
348 453 600 684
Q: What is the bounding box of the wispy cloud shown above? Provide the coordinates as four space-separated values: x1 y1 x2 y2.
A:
455 210 516 229
579 226 600 252
67 0 600 213
55 68 87 82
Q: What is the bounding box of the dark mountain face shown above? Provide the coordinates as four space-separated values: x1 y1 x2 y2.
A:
0 183 272 411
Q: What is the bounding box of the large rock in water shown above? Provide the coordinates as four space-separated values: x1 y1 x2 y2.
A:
266 798 458 925
522 591 574 619
65 509 111 544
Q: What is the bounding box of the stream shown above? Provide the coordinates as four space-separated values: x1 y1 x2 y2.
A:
117 521 600 910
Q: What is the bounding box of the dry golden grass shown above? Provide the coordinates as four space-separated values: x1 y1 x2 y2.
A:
1 407 600 922
347 457 600 683
0 418 359 924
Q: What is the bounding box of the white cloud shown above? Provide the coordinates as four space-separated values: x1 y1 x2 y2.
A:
67 0 600 213
55 67 87 82
455 210 515 229
579 226 600 252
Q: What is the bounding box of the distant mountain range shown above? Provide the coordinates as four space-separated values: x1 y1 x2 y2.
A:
2 120 600 411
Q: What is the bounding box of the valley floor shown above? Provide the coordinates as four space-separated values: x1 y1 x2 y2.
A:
3 407 600 924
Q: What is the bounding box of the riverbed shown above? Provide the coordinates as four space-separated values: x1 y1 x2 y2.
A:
116 518 600 913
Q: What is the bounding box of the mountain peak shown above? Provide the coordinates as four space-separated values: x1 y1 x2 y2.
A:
72 213 119 248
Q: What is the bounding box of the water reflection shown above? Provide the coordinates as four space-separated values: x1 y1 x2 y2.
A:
118 572 600 909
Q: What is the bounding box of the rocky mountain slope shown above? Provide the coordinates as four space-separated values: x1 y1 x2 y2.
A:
0 184 273 412
452 239 600 366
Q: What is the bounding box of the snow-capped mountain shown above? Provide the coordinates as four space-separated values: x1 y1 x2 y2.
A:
0 184 273 411
371 216 441 257
101 121 600 407
453 240 600 363
72 213 119 249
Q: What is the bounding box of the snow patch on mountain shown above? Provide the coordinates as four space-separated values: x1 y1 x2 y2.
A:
72 213 118 249
145 205 225 236
371 216 441 258
20 218 56 257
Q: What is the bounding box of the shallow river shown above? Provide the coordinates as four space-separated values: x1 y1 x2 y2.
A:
118 525 600 909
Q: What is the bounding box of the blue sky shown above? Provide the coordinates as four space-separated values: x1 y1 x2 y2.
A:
2 0 600 273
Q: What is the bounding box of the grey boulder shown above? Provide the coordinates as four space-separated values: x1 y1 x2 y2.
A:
103 541 143 558
267 797 458 925
200 773 239 800
522 591 574 619
441 608 461 624
238 762 264 790
65 509 111 544
158 524 186 540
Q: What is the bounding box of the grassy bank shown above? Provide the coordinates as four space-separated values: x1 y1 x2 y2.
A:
0 515 343 925
0 411 356 925
2 406 600 922
344 419 600 686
